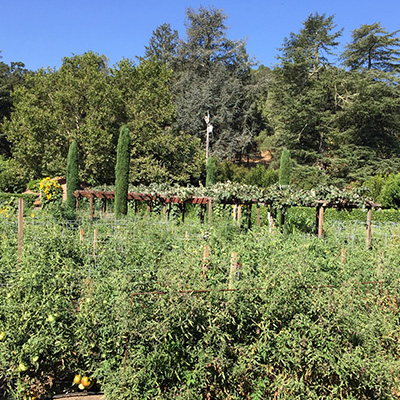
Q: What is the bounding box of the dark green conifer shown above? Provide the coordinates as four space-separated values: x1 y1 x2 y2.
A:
66 140 79 210
278 148 291 228
279 148 291 185
115 125 131 217
206 156 216 187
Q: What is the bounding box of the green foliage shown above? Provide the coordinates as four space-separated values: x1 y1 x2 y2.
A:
379 173 400 209
171 6 263 160
279 148 291 185
0 156 26 193
66 140 78 211
363 174 388 201
115 125 131 217
341 23 400 72
0 216 400 398
245 164 278 188
206 156 216 187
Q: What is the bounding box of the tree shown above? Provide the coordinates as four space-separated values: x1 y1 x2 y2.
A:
0 54 30 157
278 12 342 85
112 58 204 185
171 6 261 161
144 23 179 66
4 52 121 184
115 125 131 217
341 23 400 72
279 148 291 185
66 140 78 210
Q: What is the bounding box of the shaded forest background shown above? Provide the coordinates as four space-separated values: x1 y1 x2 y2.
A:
1 6 400 203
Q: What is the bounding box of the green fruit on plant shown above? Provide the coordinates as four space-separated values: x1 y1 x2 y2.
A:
78 383 85 390
0 331 5 341
18 362 28 372
47 314 55 323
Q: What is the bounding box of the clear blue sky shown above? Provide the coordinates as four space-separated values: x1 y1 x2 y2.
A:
2 0 400 71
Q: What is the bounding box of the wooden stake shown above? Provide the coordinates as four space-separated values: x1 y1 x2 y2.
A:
318 206 324 238
80 228 84 244
163 203 167 219
340 247 346 272
229 252 238 289
90 194 94 220
18 198 24 260
366 208 372 249
237 205 242 227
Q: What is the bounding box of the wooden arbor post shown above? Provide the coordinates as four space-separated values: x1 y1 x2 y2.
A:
315 202 325 238
89 194 95 221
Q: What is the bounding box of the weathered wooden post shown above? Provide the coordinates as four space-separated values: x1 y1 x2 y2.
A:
18 198 24 260
366 208 372 249
237 205 242 227
318 205 325 238
89 194 95 220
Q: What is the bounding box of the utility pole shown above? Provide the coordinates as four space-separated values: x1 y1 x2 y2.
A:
204 111 213 163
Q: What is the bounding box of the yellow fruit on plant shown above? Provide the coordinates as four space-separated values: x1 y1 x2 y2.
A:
81 376 91 388
73 374 81 385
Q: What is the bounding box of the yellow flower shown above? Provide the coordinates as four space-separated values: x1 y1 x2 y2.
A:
31 213 35 218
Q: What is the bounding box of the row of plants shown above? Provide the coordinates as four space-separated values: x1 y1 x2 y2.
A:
0 214 400 398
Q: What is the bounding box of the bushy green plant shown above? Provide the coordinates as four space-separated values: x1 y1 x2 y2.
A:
0 216 400 398
379 173 400 209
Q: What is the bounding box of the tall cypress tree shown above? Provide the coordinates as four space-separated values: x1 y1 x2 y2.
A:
206 156 216 187
278 148 291 229
279 148 291 185
115 125 131 218
66 140 78 210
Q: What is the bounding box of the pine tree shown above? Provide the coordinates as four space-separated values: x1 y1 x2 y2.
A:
115 125 131 217
66 140 78 210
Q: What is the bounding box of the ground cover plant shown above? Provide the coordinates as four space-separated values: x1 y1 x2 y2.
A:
0 210 399 399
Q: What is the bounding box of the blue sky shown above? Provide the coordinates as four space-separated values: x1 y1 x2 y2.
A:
2 0 400 71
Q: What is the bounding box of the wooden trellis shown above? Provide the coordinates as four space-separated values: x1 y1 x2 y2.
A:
74 190 379 247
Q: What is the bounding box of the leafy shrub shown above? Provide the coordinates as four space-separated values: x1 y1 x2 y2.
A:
0 216 399 398
379 173 400 209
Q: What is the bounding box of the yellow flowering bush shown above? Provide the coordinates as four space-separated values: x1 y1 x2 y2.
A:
39 177 63 204
0 205 11 218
